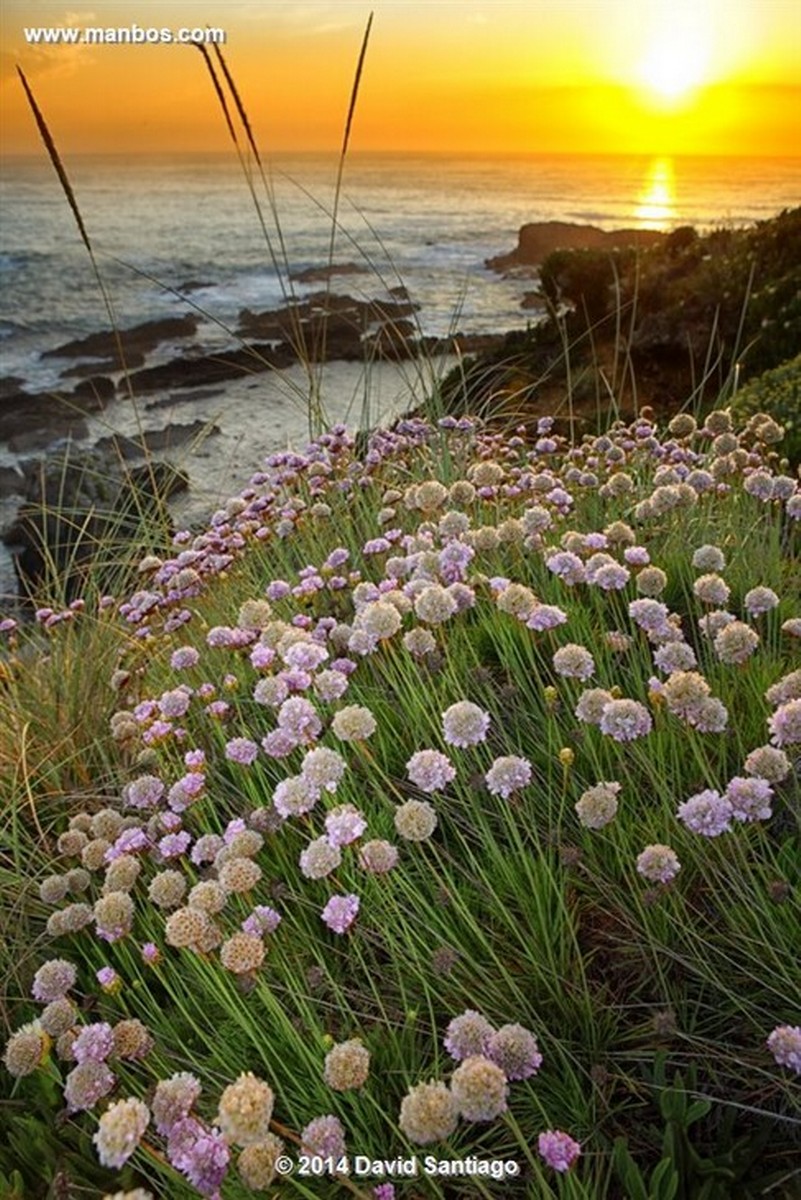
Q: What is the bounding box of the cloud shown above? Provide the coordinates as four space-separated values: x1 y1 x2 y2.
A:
5 9 96 81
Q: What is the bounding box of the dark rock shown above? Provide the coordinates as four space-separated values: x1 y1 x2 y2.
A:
7 421 90 454
123 343 293 393
486 221 665 273
72 376 116 402
289 262 369 283
178 280 214 293
0 384 106 446
0 376 26 400
42 315 199 363
145 387 226 411
0 466 26 498
521 291 548 311
3 448 188 600
93 421 220 459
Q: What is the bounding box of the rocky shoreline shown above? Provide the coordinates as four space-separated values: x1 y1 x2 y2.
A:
0 221 697 600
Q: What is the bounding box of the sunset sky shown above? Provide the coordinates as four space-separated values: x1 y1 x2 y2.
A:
1 1 799 157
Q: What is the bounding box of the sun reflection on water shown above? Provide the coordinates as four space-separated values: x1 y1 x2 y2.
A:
635 158 677 227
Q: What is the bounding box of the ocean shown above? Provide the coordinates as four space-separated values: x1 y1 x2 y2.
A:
1 151 800 601
3 151 800 390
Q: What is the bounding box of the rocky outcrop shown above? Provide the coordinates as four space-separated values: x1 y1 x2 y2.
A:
93 421 220 459
486 222 665 273
289 262 369 283
42 314 199 363
0 381 109 450
2 449 188 599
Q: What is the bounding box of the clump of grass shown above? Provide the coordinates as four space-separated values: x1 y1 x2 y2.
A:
2 401 799 1198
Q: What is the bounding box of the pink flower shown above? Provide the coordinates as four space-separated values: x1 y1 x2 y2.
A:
538 1129 581 1173
321 894 360 934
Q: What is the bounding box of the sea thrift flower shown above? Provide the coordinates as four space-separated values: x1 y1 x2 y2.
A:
94 892 134 942
714 621 760 664
526 604 568 631
94 1097 150 1167
414 584 458 624
216 1072 275 1145
636 844 681 884
123 775 165 810
301 747 347 792
323 804 367 847
766 670 801 708
170 646 200 670
745 586 779 617
486 1024 543 1080
442 701 490 747
450 1055 508 1121
769 699 801 747
331 705 377 741
358 840 399 873
694 574 731 606
485 755 532 798
394 799 438 841
152 1072 202 1135
321 894 360 934
225 738 259 766
444 1010 494 1060
165 907 211 950
398 1081 458 1145
237 1134 285 1189
73 1022 114 1064
277 696 322 743
218 858 263 894
168 1117 230 1197
767 1025 801 1074
301 1115 347 1158
40 997 77 1036
220 933 265 974
32 959 77 1002
46 903 93 938
273 774 320 819
677 790 733 837
553 644 595 681
64 1060 116 1111
599 699 652 742
324 1038 371 1091
692 545 726 571
575 688 614 725
112 1018 153 1060
300 837 342 880
149 869 187 910
407 749 456 793
241 906 282 937
3 1021 49 1077
725 776 774 822
575 782 620 829
653 641 697 673
538 1130 581 1173
743 745 791 783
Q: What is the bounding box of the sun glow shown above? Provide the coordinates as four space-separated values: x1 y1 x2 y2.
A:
633 5 714 109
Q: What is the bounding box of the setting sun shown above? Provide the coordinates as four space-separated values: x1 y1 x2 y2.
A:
638 41 710 105
635 8 713 110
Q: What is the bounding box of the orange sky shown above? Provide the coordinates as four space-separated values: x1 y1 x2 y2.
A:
1 1 800 157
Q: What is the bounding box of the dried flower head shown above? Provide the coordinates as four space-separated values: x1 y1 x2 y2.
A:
450 1055 508 1121
216 1072 275 1145
237 1134 285 1189
394 799 438 842
398 1081 458 1145
94 1097 150 1167
324 1038 370 1091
